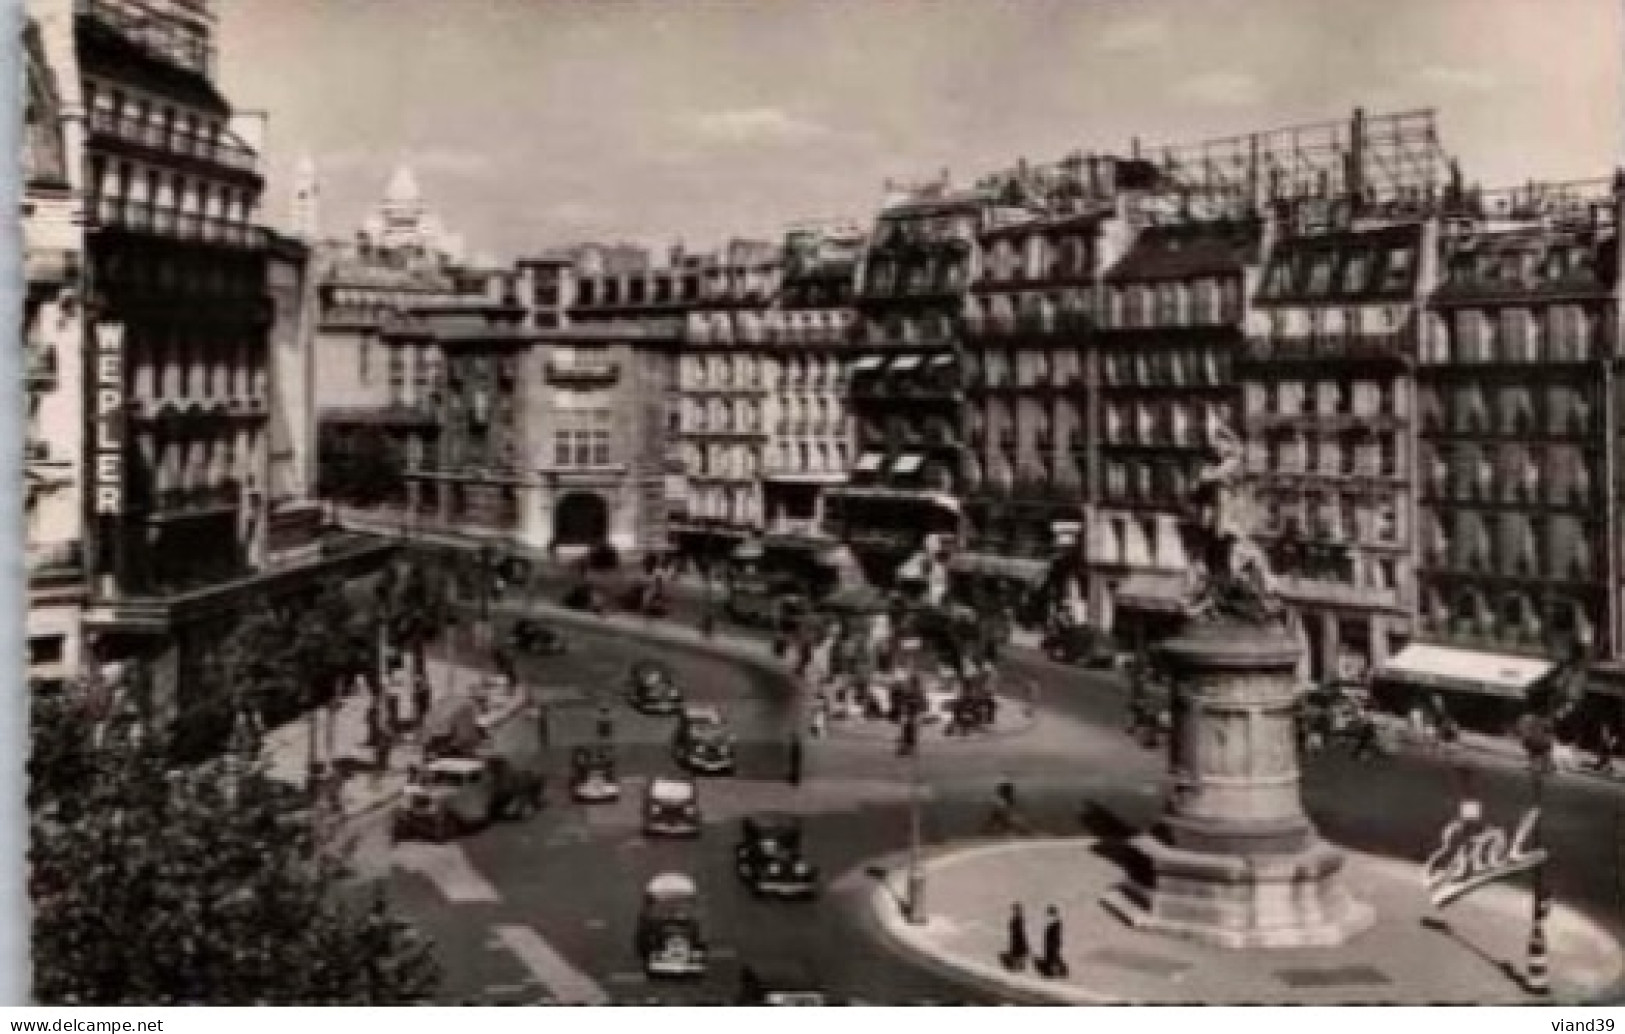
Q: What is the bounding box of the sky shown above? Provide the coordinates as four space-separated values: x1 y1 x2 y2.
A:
216 0 1625 263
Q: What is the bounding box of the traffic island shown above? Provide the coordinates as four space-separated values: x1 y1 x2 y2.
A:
858 837 1624 1005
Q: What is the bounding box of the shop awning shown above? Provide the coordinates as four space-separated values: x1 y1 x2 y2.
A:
891 453 925 475
1376 643 1553 700
929 354 957 366
889 355 924 372
851 355 885 372
949 551 1050 583
854 452 885 473
1114 572 1188 615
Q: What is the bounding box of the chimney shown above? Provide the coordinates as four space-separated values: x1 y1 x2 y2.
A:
1347 108 1367 210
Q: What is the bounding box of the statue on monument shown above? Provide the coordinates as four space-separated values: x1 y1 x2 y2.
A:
1182 419 1284 627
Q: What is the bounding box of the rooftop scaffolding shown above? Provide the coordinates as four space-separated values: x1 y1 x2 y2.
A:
1145 108 1452 211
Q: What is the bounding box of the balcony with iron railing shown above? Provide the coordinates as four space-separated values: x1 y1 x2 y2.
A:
89 110 260 177
1243 328 1414 364
91 196 268 249
545 359 620 385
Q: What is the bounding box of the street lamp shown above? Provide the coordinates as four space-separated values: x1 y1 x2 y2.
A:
1519 712 1555 998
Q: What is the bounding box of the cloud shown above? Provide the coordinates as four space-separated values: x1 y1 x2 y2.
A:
1417 64 1497 93
1096 15 1169 54
412 148 497 178
542 200 601 225
1173 70 1264 108
683 106 832 145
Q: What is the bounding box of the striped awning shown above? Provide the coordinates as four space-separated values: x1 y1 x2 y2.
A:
851 355 885 372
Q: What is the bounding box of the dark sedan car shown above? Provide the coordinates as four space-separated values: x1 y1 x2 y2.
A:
672 705 736 776
734 814 818 898
627 659 684 715
508 618 567 656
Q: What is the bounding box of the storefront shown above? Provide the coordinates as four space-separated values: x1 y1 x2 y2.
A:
1372 642 1554 734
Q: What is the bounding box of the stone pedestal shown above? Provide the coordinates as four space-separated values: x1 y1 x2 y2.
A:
1103 619 1373 948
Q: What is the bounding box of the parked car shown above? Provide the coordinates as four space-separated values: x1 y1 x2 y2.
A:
673 705 736 775
643 775 702 838
562 583 605 613
1041 623 1117 667
393 752 545 841
620 580 670 617
627 659 684 715
569 745 621 804
636 872 708 978
734 814 818 899
508 618 567 656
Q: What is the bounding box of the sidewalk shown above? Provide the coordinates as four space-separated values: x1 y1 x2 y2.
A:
1369 714 1625 786
860 837 1624 1005
260 653 529 827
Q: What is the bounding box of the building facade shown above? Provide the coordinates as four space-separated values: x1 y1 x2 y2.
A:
24 5 89 692
1398 180 1625 717
829 185 983 582
673 240 781 562
760 224 863 540
22 0 393 727
1243 210 1433 681
1093 214 1258 641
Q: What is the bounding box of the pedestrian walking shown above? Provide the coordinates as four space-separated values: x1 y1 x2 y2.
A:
897 712 919 757
373 725 394 775
809 693 829 739
1591 723 1619 775
1038 906 1068 978
786 737 804 786
1001 903 1031 972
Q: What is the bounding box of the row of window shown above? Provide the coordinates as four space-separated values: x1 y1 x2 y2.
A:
1418 384 1592 438
1262 244 1417 299
1422 511 1594 579
86 153 254 225
1419 306 1602 364
1420 592 1595 647
126 343 267 403
680 355 846 389
1101 348 1227 389
1248 435 1403 478
1244 379 1405 419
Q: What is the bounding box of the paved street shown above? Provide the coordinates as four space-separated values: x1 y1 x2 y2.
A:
379 602 1625 1004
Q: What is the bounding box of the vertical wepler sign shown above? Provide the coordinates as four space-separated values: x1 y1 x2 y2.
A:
93 321 125 516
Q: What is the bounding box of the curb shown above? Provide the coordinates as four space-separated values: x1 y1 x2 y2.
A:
839 844 1110 1007
852 837 1625 1007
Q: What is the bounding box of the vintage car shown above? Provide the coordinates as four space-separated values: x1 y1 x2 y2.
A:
635 872 708 978
620 580 670 617
1040 623 1117 667
393 752 545 841
508 618 567 656
736 963 828 1006
643 775 702 838
627 659 684 715
672 705 736 775
733 814 818 898
569 745 622 804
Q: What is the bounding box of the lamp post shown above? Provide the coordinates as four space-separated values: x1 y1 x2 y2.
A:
1521 714 1554 998
904 726 926 924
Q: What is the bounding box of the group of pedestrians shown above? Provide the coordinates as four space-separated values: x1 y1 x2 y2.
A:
1002 903 1068 979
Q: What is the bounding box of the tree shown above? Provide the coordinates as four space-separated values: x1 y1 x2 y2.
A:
379 557 455 687
29 688 441 1004
317 424 403 508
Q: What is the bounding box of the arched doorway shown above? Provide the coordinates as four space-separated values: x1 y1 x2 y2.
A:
554 491 608 547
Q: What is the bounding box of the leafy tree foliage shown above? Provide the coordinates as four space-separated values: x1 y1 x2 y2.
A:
317 424 403 508
29 688 440 1004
